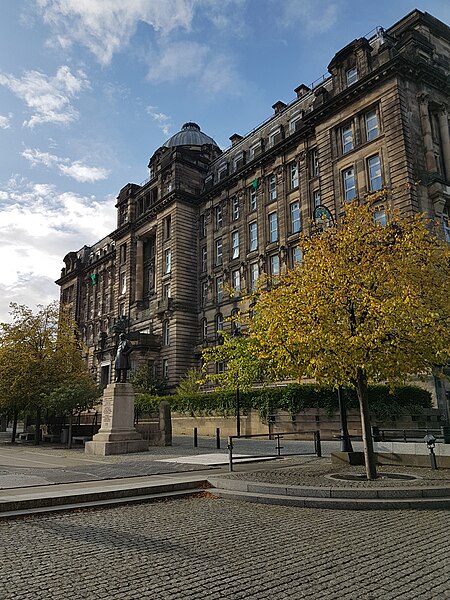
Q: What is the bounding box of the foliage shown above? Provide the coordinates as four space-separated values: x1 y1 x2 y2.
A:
134 384 431 422
175 367 203 396
129 365 167 396
0 302 94 418
47 379 101 416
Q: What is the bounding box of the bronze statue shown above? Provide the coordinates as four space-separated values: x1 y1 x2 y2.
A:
114 333 133 383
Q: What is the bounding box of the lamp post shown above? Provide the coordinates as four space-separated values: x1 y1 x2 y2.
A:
232 324 242 437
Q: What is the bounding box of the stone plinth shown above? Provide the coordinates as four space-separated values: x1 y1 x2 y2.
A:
85 383 147 456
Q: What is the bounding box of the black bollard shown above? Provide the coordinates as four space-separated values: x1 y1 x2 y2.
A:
193 427 198 448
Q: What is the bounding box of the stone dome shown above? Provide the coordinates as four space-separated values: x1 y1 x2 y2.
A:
163 122 218 148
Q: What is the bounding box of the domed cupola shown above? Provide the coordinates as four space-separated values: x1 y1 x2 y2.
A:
163 122 219 148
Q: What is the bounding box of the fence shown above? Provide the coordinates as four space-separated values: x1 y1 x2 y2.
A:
227 431 322 472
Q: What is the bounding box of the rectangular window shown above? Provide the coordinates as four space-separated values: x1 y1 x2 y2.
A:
232 197 240 220
342 124 354 154
269 128 282 147
201 281 208 306
290 202 301 234
120 272 126 295
314 190 321 207
232 269 241 292
120 243 127 264
215 239 223 266
346 66 358 86
164 248 171 273
200 214 207 238
249 186 257 212
163 215 172 240
270 254 280 277
310 149 319 177
216 276 223 303
365 110 379 141
231 230 240 259
249 263 259 291
269 212 278 243
373 209 387 227
289 115 302 134
292 247 303 265
269 175 277 201
215 205 223 229
163 321 170 346
218 165 228 181
163 282 171 299
233 153 244 172
368 155 383 192
343 167 357 201
201 246 207 272
249 222 258 252
202 318 208 339
290 162 299 189
162 358 169 379
119 302 126 317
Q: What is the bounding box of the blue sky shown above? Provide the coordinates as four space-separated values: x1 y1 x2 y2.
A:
0 0 449 322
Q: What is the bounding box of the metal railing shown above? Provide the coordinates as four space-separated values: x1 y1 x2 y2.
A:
372 426 450 443
227 431 322 472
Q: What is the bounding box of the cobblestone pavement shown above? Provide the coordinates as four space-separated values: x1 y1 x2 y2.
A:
1 497 449 599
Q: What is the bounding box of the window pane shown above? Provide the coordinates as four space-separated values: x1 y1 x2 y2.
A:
290 162 299 189
269 175 277 200
249 222 258 251
232 231 240 259
343 168 357 201
342 125 353 153
366 110 379 141
290 202 301 233
269 212 278 242
346 67 358 86
270 255 280 276
368 155 382 191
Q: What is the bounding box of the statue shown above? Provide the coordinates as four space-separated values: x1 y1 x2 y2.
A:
114 333 133 383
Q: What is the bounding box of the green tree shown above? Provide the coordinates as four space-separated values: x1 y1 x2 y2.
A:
205 201 450 479
0 302 97 443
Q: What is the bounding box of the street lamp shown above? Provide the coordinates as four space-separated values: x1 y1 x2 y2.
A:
232 324 242 437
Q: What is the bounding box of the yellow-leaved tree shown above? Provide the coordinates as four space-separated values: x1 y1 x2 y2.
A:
203 201 450 480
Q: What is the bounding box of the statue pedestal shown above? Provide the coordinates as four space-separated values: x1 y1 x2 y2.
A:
85 383 147 456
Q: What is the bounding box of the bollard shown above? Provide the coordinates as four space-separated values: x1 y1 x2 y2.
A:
216 428 221 449
228 436 234 472
424 434 438 470
314 430 322 457
193 427 198 448
275 434 283 456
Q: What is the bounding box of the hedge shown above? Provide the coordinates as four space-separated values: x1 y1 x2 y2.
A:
135 384 432 421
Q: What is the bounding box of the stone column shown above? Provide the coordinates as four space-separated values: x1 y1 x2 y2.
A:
135 238 143 302
438 105 450 181
418 94 438 173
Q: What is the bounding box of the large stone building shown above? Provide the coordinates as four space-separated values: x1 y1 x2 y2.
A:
57 9 450 407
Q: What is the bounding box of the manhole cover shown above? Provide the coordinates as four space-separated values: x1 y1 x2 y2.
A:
327 473 419 482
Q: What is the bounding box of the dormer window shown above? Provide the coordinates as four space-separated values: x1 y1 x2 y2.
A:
218 164 228 181
346 66 358 86
268 127 282 147
233 153 244 172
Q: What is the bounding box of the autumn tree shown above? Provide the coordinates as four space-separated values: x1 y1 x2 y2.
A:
0 302 98 443
203 201 450 479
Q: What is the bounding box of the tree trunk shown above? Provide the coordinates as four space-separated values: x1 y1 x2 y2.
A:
356 367 377 480
68 413 73 449
11 411 18 444
34 407 41 445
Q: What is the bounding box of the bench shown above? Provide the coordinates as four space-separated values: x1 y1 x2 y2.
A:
42 434 61 443
18 432 35 441
71 436 91 445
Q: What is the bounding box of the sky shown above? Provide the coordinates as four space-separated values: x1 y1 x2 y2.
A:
0 0 449 323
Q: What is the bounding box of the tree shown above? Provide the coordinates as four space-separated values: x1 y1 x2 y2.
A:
0 302 97 443
209 201 450 479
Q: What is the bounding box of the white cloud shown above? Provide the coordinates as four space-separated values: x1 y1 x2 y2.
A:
147 41 209 83
22 147 110 182
0 66 89 128
58 162 110 183
274 0 338 33
0 176 116 322
0 114 12 129
36 0 195 65
146 106 172 136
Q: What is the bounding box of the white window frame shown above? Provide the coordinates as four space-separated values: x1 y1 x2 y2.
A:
249 262 259 291
342 124 354 154
290 202 301 234
163 320 170 346
314 190 321 208
162 358 169 379
216 276 223 304
269 212 278 243
292 247 303 265
365 109 379 141
164 248 171 274
215 204 223 229
374 208 387 227
343 167 357 201
249 186 257 212
249 222 258 252
215 239 223 266
269 175 277 200
269 127 281 147
201 246 207 272
346 66 358 86
231 230 240 259
202 317 208 340
290 162 299 189
270 254 280 277
367 154 383 192
232 197 240 221
232 269 241 292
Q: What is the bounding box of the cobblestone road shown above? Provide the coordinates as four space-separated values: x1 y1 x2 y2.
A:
1 497 449 599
